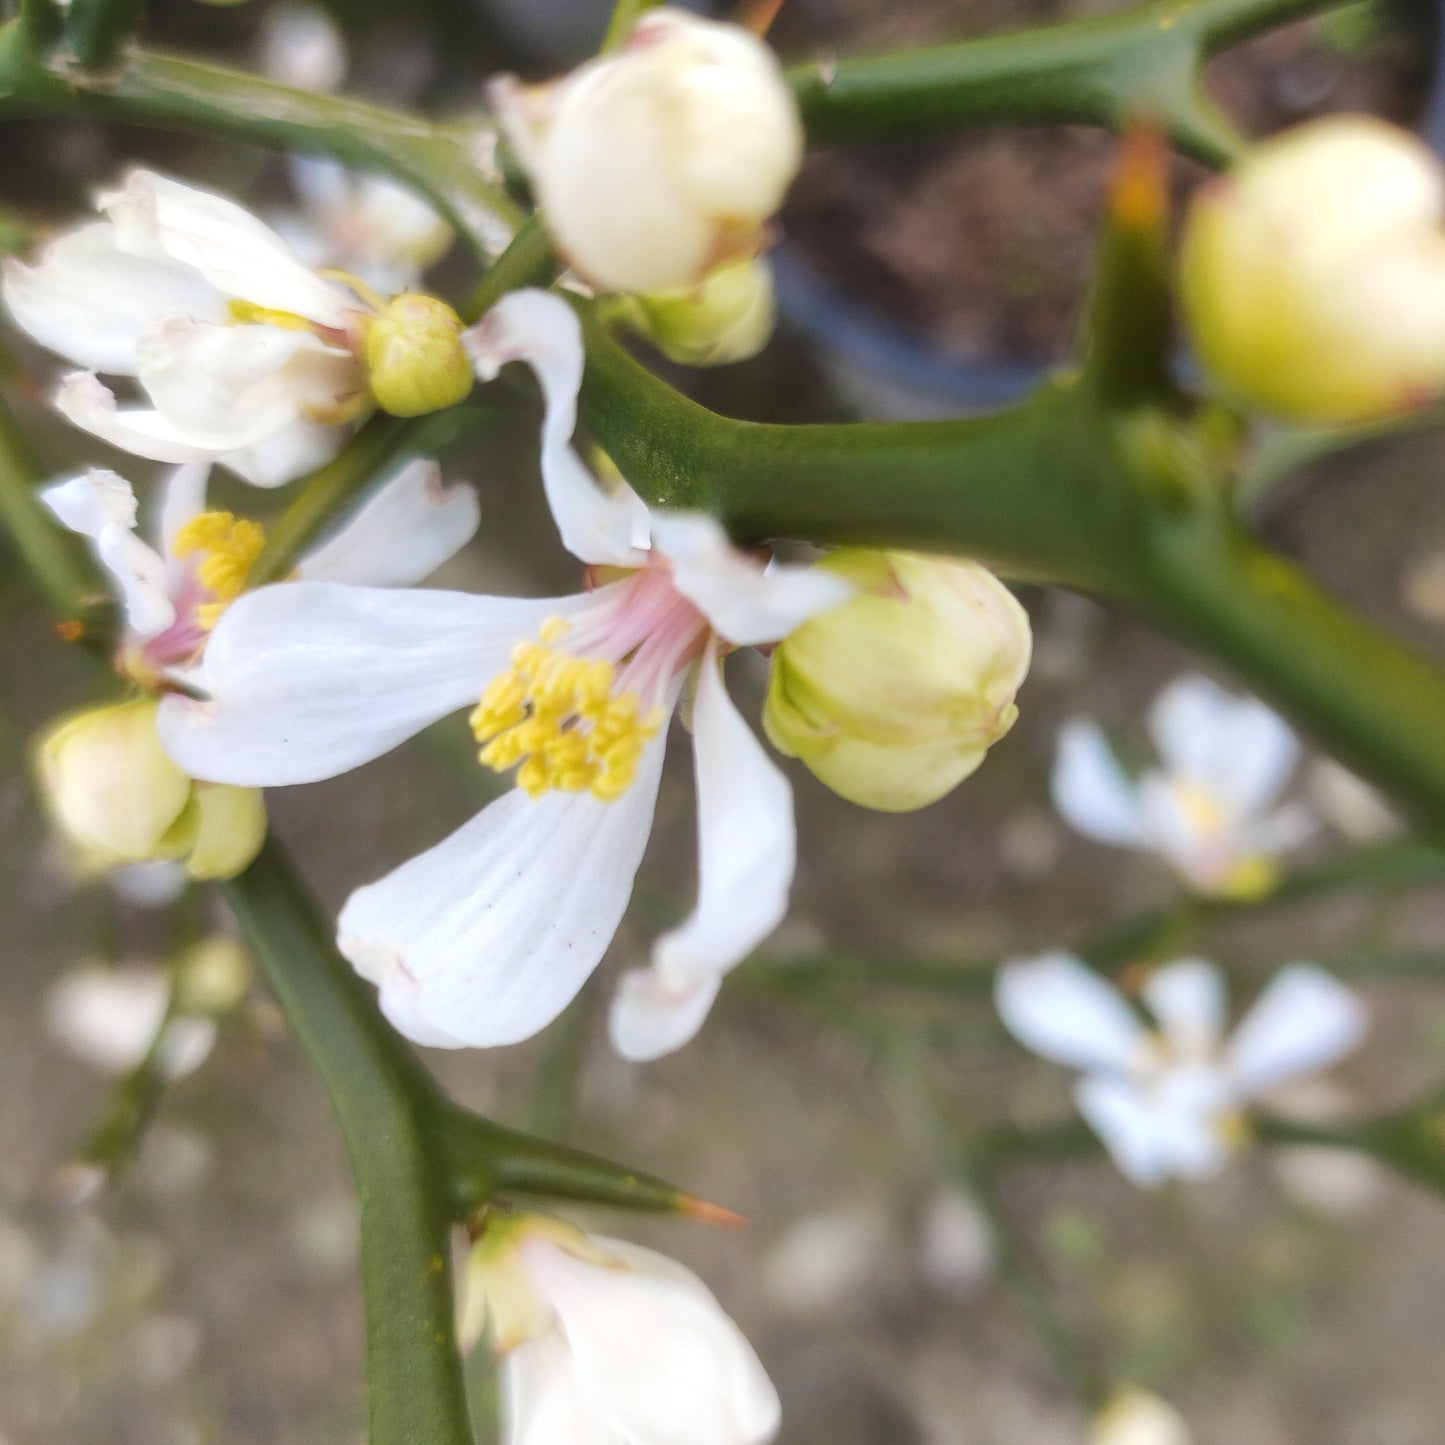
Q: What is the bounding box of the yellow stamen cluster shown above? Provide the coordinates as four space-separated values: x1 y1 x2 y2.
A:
172 510 268 629
470 621 662 802
226 298 316 333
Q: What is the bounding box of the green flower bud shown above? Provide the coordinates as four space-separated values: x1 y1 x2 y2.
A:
364 293 473 417
173 935 254 1015
619 258 776 366
764 550 1032 812
39 701 193 864
37 701 265 880
1181 116 1445 422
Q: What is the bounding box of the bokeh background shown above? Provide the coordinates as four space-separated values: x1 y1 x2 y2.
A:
3 0 1445 1440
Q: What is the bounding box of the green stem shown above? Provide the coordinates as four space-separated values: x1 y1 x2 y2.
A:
65 0 146 70
223 840 474 1445
17 0 61 50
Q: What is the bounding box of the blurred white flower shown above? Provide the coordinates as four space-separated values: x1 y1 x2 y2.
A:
917 1188 994 1296
4 170 470 482
159 290 850 1059
1307 757 1402 845
1090 1387 1193 1445
108 860 188 909
46 965 215 1079
461 1214 780 1445
763 1205 888 1316
493 8 802 293
996 954 1366 1187
258 3 348 92
1052 675 1313 898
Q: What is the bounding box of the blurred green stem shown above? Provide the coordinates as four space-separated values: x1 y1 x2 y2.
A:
65 0 146 69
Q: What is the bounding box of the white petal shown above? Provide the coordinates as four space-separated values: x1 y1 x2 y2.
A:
220 417 348 488
465 289 650 568
1150 1066 1235 1180
525 1235 781 1445
339 718 672 1050
503 1335 614 1445
652 512 852 646
297 459 480 587
55 372 227 464
47 965 170 1074
136 317 360 450
158 583 582 786
100 168 359 329
41 469 176 638
1074 1076 1176 1188
1242 801 1318 859
41 467 139 538
1148 675 1299 817
1223 965 1366 1099
1141 959 1228 1062
159 461 211 555
610 644 793 1060
994 953 1145 1074
1051 721 1146 846
1 222 225 375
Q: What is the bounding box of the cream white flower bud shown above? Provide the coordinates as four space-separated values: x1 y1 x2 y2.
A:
1090 1387 1193 1445
1181 116 1445 422
364 293 474 417
764 550 1032 812
618 256 776 365
37 700 265 881
494 8 803 293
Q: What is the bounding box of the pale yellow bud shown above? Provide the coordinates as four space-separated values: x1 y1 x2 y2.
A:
1090 1388 1192 1445
173 936 254 1014
620 257 776 365
364 293 473 417
38 701 193 864
496 9 803 293
182 783 267 881
764 551 1032 812
1181 116 1445 422
36 702 265 880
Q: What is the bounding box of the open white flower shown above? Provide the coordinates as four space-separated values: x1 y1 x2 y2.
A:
3 170 468 484
43 457 479 684
460 1214 780 1445
996 953 1366 1187
1051 675 1313 898
158 289 850 1059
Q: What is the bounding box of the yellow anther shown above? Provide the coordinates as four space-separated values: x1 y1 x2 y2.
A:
470 630 662 801
226 298 316 333
172 510 268 629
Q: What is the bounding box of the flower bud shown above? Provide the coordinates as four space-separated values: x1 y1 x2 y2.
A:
764 551 1032 812
1090 1387 1192 1445
36 701 266 880
364 293 473 417
173 935 254 1015
1180 116 1445 422
618 256 776 365
494 9 803 293
38 701 194 865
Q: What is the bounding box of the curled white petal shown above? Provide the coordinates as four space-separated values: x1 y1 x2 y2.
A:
159 583 581 786
504 1334 612 1445
611 642 794 1061
1223 965 1366 1099
995 952 1145 1074
1052 721 1147 846
2 222 226 376
466 289 650 567
41 467 139 538
297 459 480 587
159 461 212 556
100 168 359 329
220 417 348 488
651 512 852 646
339 717 672 1049
55 372 231 464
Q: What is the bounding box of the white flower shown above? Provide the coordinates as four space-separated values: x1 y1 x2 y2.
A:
46 965 215 1079
493 8 803 293
3 170 468 484
461 1214 780 1445
258 3 348 92
42 456 479 683
158 289 851 1059
1051 675 1313 898
995 953 1366 1187
1090 1387 1192 1445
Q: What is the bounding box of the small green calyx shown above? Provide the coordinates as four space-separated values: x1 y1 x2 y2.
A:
364 293 474 418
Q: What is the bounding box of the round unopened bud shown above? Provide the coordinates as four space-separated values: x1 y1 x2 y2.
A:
38 701 193 864
496 9 803 293
1181 116 1445 422
620 257 776 365
174 936 254 1015
364 293 473 417
182 783 267 881
1090 1387 1192 1445
764 551 1032 813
